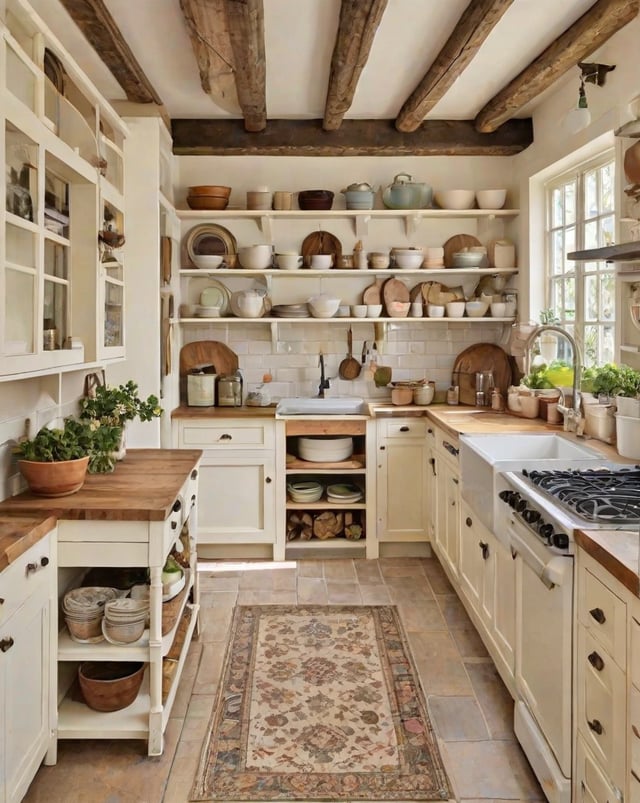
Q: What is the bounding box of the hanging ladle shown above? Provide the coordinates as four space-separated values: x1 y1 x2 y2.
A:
338 327 361 380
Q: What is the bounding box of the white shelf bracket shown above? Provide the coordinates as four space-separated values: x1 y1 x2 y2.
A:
259 215 273 241
355 215 371 238
270 321 278 347
405 214 421 237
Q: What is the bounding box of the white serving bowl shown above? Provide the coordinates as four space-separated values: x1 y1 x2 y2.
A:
191 254 224 270
446 301 466 318
351 304 367 318
298 436 354 463
307 294 340 318
450 250 485 268
465 300 489 317
238 245 273 269
387 301 410 318
276 253 303 270
490 302 507 317
427 304 445 318
434 190 475 210
391 249 423 269
476 189 507 209
367 304 383 318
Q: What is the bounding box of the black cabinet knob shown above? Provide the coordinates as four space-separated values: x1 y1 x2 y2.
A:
587 718 603 735
172 499 182 513
191 469 198 480
400 426 410 432
589 607 606 624
25 563 37 575
0 637 14 653
265 477 272 484
479 541 489 560
465 516 473 527
40 556 49 567
588 651 605 671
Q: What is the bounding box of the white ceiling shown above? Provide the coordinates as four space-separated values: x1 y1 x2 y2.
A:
31 0 597 122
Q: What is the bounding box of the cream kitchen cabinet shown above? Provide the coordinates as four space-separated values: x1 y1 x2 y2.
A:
173 417 279 559
458 498 515 690
0 525 56 803
424 423 437 541
376 417 429 544
432 425 460 581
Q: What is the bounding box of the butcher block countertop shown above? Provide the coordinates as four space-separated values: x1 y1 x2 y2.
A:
575 529 640 598
0 515 57 573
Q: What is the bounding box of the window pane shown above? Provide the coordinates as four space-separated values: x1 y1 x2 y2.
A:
601 214 614 246
565 183 576 225
602 325 614 364
585 275 598 320
564 278 575 320
583 325 598 366
552 230 564 273
565 227 575 269
601 272 615 319
585 220 598 250
5 268 34 353
585 170 598 218
552 188 563 227
601 164 614 211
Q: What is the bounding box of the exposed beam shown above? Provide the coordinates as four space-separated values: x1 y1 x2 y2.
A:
475 0 639 133
59 0 162 104
395 0 514 133
323 0 388 131
178 0 239 114
223 0 266 132
171 117 533 156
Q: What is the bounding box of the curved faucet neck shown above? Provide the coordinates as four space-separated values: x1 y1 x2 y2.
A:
523 324 582 415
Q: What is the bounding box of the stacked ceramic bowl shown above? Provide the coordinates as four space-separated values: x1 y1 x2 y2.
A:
102 598 149 645
326 483 363 503
287 480 324 503
298 436 353 463
63 586 122 643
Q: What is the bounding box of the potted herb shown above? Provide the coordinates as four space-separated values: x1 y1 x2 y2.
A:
583 363 640 415
78 379 162 458
13 417 121 496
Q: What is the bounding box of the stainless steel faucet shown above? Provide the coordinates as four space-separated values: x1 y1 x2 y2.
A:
523 325 582 429
317 351 330 398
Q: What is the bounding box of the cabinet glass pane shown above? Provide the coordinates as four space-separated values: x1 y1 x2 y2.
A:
44 170 70 237
5 269 34 354
104 282 123 347
44 279 68 349
6 45 36 112
44 241 68 279
6 123 37 222
6 223 36 268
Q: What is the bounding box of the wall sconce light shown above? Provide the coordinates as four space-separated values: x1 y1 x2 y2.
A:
563 62 615 135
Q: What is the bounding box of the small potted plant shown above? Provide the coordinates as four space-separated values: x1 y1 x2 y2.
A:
583 363 640 415
78 379 162 459
13 417 121 496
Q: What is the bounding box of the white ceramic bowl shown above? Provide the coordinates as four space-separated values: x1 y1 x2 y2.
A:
465 300 489 317
351 304 367 318
367 304 383 318
446 301 466 318
387 301 410 318
434 190 475 210
298 436 354 463
310 254 333 269
191 254 224 270
450 251 485 268
427 304 445 318
393 251 423 269
490 302 507 318
476 189 507 209
276 253 303 270
238 245 273 269
307 294 340 318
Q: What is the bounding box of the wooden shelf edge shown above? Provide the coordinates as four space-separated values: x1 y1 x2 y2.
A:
568 242 640 262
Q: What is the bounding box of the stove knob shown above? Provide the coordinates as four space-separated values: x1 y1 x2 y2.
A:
523 509 541 524
498 490 514 504
515 498 528 514
551 532 570 550
539 523 554 540
508 492 521 510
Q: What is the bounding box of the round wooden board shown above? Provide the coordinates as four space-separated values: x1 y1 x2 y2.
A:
179 341 239 403
451 343 513 405
409 282 425 302
421 281 465 305
362 277 384 304
382 278 410 312
301 231 343 268
443 233 482 268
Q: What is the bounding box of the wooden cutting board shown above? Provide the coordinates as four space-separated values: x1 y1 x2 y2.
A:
451 343 513 405
362 277 384 304
422 281 464 305
443 233 482 268
179 341 239 402
301 231 343 268
382 278 410 311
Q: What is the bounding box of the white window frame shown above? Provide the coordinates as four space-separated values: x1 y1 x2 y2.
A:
544 150 616 367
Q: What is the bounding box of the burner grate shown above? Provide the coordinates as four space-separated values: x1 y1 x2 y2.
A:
521 467 640 524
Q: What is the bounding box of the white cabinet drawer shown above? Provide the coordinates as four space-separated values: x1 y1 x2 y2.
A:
631 686 640 779
381 419 427 439
575 735 622 803
579 565 627 667
179 421 274 450
631 617 640 689
0 536 52 623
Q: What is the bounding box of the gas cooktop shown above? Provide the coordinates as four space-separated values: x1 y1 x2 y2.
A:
521 466 640 525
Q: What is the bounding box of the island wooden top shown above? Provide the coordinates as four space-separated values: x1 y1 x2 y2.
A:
0 515 58 573
575 529 640 598
0 449 202 524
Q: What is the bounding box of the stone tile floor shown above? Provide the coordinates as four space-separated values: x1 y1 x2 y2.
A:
24 556 545 802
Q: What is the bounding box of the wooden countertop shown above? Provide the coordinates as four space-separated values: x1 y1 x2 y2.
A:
575 529 640 597
172 404 277 418
424 407 561 438
0 515 57 573
0 449 202 523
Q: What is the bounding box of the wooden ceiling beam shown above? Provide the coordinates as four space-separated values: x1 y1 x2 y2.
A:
59 0 162 104
395 0 514 133
171 117 533 156
475 0 639 133
178 0 239 114
223 0 266 132
323 0 388 131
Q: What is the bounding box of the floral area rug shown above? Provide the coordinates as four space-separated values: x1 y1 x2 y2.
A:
190 605 451 801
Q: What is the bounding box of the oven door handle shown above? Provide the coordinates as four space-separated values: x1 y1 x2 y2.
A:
509 523 571 589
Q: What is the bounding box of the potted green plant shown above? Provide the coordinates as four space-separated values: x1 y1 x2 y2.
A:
13 417 122 496
582 363 640 415
78 379 162 458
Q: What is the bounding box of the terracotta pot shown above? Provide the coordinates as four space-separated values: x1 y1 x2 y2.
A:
18 456 89 497
78 661 145 712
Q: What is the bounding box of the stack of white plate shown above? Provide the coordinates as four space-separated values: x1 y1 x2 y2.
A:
271 304 310 318
287 480 324 503
63 586 122 643
326 483 363 503
298 436 353 463
102 598 149 645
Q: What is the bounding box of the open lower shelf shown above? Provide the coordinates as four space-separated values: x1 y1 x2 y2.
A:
286 500 366 510
285 538 365 551
286 455 365 470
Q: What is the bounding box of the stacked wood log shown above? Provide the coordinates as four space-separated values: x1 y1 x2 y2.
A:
285 510 364 541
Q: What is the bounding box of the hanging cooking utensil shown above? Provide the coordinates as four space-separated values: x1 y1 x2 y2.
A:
338 327 361 380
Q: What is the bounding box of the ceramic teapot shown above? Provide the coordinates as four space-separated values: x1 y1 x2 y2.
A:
341 182 375 210
236 290 264 318
382 173 432 210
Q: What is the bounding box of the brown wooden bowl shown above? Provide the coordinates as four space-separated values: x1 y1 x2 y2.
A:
188 185 231 197
298 190 334 210
186 196 230 210
18 456 89 497
78 661 145 712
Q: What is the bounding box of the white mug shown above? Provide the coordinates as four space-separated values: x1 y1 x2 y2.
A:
310 254 333 269
276 253 303 270
410 301 423 317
